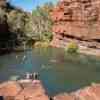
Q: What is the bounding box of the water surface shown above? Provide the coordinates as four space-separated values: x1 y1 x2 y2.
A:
0 47 100 96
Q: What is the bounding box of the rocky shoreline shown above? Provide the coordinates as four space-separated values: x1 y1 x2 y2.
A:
0 79 100 100
50 42 100 57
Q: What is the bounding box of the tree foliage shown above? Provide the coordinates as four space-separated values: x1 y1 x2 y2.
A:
0 8 6 23
0 1 54 51
31 2 54 41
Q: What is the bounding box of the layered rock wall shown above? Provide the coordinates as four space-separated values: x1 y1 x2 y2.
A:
51 0 100 49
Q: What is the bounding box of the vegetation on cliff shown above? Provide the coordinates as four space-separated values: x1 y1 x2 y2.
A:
31 3 53 42
0 0 30 50
65 42 79 54
0 0 54 52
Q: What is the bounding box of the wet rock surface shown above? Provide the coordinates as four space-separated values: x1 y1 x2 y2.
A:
51 0 100 49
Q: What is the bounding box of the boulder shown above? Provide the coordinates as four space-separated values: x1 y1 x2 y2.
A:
0 81 22 96
15 80 49 100
0 80 49 100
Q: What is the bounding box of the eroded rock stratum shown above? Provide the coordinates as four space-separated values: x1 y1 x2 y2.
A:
51 0 100 49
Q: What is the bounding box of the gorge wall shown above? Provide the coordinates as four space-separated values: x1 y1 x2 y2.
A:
51 0 100 49
0 0 30 54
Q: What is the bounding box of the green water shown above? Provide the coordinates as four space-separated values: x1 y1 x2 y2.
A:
0 47 100 96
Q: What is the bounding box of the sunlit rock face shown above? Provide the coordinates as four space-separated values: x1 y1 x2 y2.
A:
51 0 100 48
0 80 49 100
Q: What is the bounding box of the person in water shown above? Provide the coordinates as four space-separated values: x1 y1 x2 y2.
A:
33 72 39 80
26 72 31 79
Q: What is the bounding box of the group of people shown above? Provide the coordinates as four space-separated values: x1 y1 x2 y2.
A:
26 72 39 80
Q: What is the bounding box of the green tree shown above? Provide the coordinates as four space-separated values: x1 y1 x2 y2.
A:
7 10 30 44
32 2 54 41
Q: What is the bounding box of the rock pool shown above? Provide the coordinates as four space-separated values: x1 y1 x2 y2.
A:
0 47 100 96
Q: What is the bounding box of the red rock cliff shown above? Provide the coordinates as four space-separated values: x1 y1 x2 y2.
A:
51 0 100 49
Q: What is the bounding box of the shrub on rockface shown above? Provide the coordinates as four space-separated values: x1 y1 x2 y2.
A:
65 42 79 54
34 41 50 48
